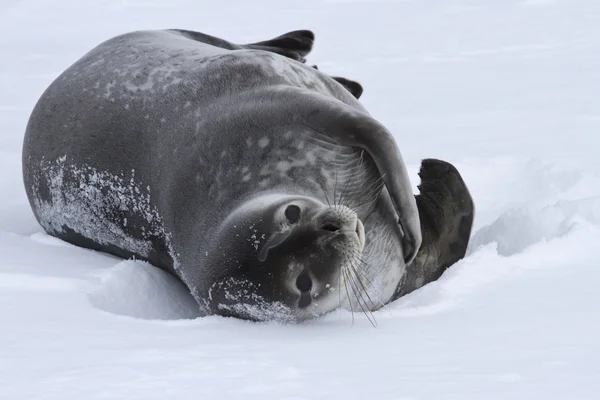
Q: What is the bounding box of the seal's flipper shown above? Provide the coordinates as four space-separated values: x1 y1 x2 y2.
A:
310 66 363 99
179 29 361 98
244 30 315 63
332 77 363 99
169 29 314 63
168 29 242 50
398 159 474 297
287 90 422 264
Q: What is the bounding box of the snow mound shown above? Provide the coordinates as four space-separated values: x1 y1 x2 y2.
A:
389 244 503 317
392 219 600 323
471 197 600 256
88 260 201 320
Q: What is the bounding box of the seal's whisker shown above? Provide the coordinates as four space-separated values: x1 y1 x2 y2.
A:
342 268 355 327
328 151 369 211
348 175 386 210
346 265 377 327
333 167 340 208
337 167 354 209
349 259 386 312
348 185 385 210
361 176 386 202
340 176 385 211
352 259 384 292
346 250 388 311
349 251 406 317
344 267 367 326
347 252 384 306
348 258 375 302
338 151 367 209
323 190 331 207
338 266 342 309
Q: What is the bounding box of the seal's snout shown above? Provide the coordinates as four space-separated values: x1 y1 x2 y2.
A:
318 205 365 249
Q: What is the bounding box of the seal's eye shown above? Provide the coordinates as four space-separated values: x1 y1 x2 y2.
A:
284 204 301 224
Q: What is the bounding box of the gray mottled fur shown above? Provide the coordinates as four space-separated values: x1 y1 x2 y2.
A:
23 29 427 320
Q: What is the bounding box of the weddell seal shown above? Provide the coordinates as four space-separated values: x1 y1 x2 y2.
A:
22 29 474 323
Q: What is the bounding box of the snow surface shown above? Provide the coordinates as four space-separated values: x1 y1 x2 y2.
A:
2 0 600 399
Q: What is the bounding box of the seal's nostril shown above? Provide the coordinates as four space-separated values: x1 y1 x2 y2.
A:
321 222 340 232
295 270 312 293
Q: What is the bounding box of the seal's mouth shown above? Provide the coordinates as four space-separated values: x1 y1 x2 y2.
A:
295 270 313 309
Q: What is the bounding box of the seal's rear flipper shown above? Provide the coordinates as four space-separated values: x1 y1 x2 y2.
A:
176 29 362 98
169 29 314 63
244 30 315 63
247 32 365 99
398 159 475 297
332 77 363 99
311 66 364 99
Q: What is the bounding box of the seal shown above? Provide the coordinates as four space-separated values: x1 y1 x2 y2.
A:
22 28 474 322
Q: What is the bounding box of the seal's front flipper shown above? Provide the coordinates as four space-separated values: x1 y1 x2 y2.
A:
244 30 315 63
400 159 474 296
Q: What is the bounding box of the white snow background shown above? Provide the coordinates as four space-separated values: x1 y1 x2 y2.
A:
1 1 599 399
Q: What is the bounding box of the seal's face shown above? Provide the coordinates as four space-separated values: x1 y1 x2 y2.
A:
203 195 366 322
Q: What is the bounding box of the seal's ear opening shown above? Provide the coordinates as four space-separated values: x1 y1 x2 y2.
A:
258 230 292 262
332 77 364 99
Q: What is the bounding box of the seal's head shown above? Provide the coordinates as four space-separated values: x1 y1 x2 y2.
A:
202 194 365 322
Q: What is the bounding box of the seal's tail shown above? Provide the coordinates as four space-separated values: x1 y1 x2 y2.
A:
244 30 315 63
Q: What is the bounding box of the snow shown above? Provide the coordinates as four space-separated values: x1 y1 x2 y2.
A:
1 0 600 399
